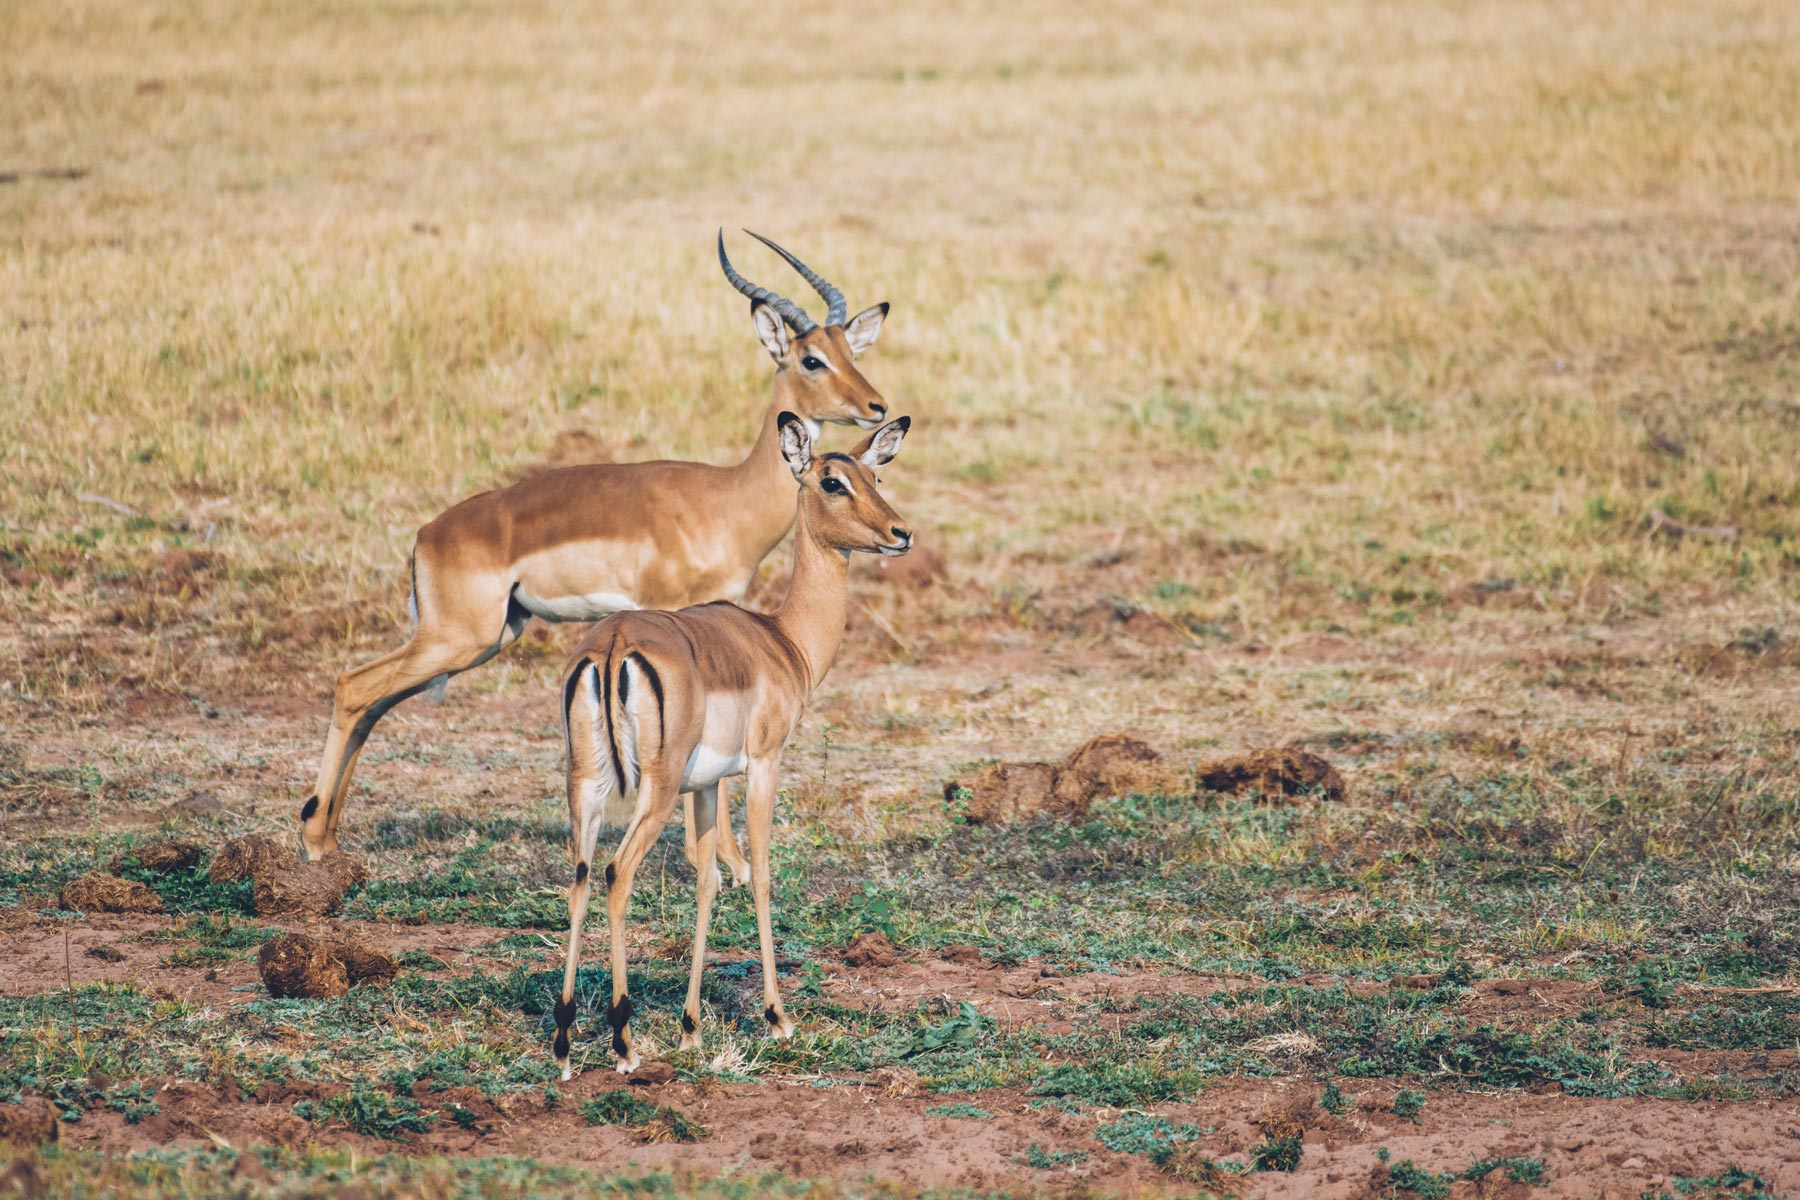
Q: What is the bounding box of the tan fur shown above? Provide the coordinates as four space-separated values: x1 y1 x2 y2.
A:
552 415 913 1077
300 304 890 863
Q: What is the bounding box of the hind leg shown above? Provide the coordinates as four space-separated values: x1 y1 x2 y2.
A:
605 771 681 1074
301 598 521 859
553 773 608 1080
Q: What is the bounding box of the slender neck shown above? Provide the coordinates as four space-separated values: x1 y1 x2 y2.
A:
771 500 849 695
724 375 811 557
731 372 811 484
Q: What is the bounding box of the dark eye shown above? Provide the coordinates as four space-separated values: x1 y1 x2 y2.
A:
820 476 846 495
801 355 826 372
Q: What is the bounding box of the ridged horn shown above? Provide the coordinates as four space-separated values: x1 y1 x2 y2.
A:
717 230 816 335
745 230 846 327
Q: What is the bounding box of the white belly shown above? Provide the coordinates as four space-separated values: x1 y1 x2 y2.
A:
679 691 752 791
512 586 637 622
680 743 747 791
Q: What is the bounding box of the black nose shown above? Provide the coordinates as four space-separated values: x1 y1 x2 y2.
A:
869 402 887 416
891 526 910 540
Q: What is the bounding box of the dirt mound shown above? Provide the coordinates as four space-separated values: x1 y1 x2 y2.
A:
1197 746 1346 802
59 873 164 914
517 429 618 479
863 543 947 588
0 1099 58 1146
110 839 205 875
843 931 901 967
258 933 351 998
250 852 366 918
947 733 1186 824
209 833 287 883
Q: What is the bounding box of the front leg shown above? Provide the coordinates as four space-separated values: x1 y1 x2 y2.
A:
743 756 794 1040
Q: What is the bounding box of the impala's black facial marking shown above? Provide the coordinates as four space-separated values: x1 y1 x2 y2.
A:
681 1010 697 1035
575 861 588 885
300 795 319 822
608 994 635 1058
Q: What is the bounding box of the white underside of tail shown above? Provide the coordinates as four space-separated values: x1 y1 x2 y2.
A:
574 660 641 829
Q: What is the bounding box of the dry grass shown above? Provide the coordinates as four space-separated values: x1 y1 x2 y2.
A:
2 0 1798 844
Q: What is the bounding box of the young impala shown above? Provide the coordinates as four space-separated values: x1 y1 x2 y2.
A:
300 233 894 868
552 412 913 1078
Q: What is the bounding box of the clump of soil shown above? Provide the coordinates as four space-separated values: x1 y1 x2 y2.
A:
1196 746 1346 802
946 732 1187 824
59 873 164 914
110 839 205 875
251 852 366 918
0 1099 59 1147
209 834 287 884
516 429 618 479
258 933 351 999
843 930 901 967
938 944 984 964
864 543 947 588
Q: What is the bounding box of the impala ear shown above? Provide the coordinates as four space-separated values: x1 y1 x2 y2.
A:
777 411 814 478
853 415 910 468
843 302 888 354
752 301 790 362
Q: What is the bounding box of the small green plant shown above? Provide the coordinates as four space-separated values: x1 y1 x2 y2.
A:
1634 960 1675 1009
1250 1133 1303 1172
924 1103 992 1119
1094 1112 1199 1164
294 1086 434 1139
945 784 974 825
905 1000 988 1056
581 1090 704 1142
1388 1158 1452 1198
796 961 826 999
1462 1156 1546 1185
1639 1166 1781 1200
1391 1088 1426 1122
1020 1143 1088 1168
1320 1081 1352 1115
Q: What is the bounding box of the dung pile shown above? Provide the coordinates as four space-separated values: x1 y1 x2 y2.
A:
1196 746 1346 803
59 873 164 914
110 839 206 875
944 733 1186 824
212 834 367 917
257 933 397 999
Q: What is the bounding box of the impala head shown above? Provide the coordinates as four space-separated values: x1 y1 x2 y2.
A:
778 412 913 557
719 230 891 429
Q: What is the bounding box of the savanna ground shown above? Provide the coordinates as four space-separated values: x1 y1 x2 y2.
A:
4 0 1800 1196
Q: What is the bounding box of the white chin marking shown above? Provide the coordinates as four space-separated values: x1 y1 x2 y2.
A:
513 587 637 622
853 416 881 429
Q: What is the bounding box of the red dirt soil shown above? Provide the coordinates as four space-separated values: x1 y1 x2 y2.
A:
5 908 1798 1195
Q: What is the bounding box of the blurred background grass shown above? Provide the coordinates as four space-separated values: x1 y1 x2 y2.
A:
1 0 1796 749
